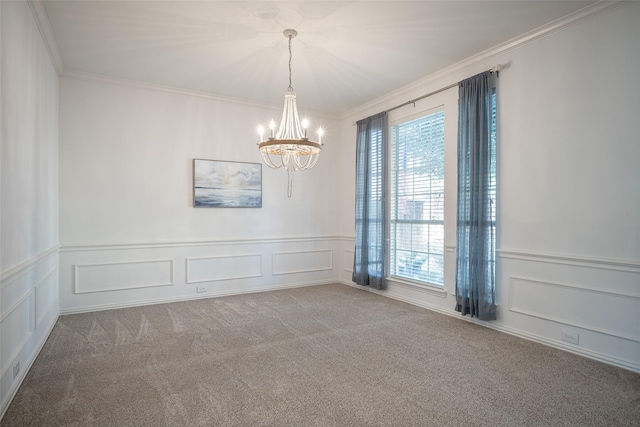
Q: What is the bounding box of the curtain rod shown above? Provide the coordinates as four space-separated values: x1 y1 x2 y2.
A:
355 64 503 123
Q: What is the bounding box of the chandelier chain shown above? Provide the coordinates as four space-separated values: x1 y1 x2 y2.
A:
288 35 293 91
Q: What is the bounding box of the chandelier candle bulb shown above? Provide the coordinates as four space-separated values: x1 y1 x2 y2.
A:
269 120 276 139
258 126 264 143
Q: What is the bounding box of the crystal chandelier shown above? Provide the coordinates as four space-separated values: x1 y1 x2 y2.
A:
257 29 323 198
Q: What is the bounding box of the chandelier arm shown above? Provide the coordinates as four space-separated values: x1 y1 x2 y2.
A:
287 168 293 198
299 153 319 170
261 150 282 169
283 150 290 168
293 153 311 170
307 154 320 169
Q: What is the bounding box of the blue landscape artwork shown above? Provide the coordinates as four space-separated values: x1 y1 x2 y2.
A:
193 159 262 208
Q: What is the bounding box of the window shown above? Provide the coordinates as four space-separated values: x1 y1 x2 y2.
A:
390 109 445 286
489 90 497 272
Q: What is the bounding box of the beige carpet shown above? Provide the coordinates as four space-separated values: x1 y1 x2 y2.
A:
2 283 639 426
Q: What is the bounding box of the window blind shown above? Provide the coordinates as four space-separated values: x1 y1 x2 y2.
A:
390 110 445 286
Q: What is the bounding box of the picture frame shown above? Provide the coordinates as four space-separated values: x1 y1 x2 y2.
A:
193 159 262 208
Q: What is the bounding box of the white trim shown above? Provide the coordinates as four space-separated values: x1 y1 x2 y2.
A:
0 291 32 323
33 268 58 292
342 277 448 299
509 276 640 343
34 268 58 328
337 279 639 373
343 249 354 273
0 333 33 380
0 311 59 421
498 248 640 272
271 250 333 276
59 279 335 315
60 236 341 252
1 245 59 286
73 259 175 294
341 1 630 121
387 277 448 298
185 254 263 284
26 0 64 75
510 275 640 300
61 70 339 121
0 293 34 377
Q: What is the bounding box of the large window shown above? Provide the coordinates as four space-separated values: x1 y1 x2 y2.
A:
390 109 445 286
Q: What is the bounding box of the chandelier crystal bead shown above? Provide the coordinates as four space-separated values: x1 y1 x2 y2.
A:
257 29 323 198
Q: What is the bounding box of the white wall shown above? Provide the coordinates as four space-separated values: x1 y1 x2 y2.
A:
338 2 640 372
58 75 341 312
0 0 60 417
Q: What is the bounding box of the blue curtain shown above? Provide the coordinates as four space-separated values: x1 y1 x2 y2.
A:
455 71 497 320
353 112 388 290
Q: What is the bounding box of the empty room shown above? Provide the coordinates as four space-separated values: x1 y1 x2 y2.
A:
1 0 639 425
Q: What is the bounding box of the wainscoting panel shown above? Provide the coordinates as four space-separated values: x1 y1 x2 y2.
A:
343 250 354 273
498 252 640 372
0 294 32 378
186 254 262 284
272 250 333 276
510 276 640 342
35 269 58 328
0 248 59 420
74 260 174 294
58 237 341 314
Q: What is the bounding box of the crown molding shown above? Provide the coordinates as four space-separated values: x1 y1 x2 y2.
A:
27 0 64 75
61 69 280 109
60 69 341 121
341 0 631 121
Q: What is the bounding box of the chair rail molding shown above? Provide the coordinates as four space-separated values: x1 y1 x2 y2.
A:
60 235 342 252
1 245 60 286
498 248 640 273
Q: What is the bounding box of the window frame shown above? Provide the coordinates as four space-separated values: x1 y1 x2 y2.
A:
386 87 458 294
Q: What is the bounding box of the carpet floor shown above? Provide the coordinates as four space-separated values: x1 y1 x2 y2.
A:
2 283 639 426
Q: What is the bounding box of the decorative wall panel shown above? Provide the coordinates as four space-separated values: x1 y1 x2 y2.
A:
186 254 262 284
74 260 174 294
272 250 333 275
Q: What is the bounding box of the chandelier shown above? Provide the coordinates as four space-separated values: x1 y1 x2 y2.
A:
257 29 323 198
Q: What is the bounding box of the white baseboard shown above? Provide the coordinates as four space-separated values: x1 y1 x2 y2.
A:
337 279 640 374
60 279 337 315
0 308 59 421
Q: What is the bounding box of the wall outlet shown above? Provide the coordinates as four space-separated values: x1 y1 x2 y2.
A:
561 331 580 345
12 361 20 379
196 285 207 293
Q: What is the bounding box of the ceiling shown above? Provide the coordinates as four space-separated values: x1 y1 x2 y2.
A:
42 1 596 116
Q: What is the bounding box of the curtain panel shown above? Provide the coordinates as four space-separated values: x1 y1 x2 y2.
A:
353 112 388 290
455 71 497 320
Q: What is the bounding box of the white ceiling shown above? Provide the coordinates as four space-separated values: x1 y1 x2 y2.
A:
42 1 596 116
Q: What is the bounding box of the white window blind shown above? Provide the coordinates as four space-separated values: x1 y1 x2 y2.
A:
489 90 497 267
366 126 384 267
390 109 445 286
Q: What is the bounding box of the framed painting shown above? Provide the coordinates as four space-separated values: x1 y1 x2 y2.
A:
193 159 262 208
